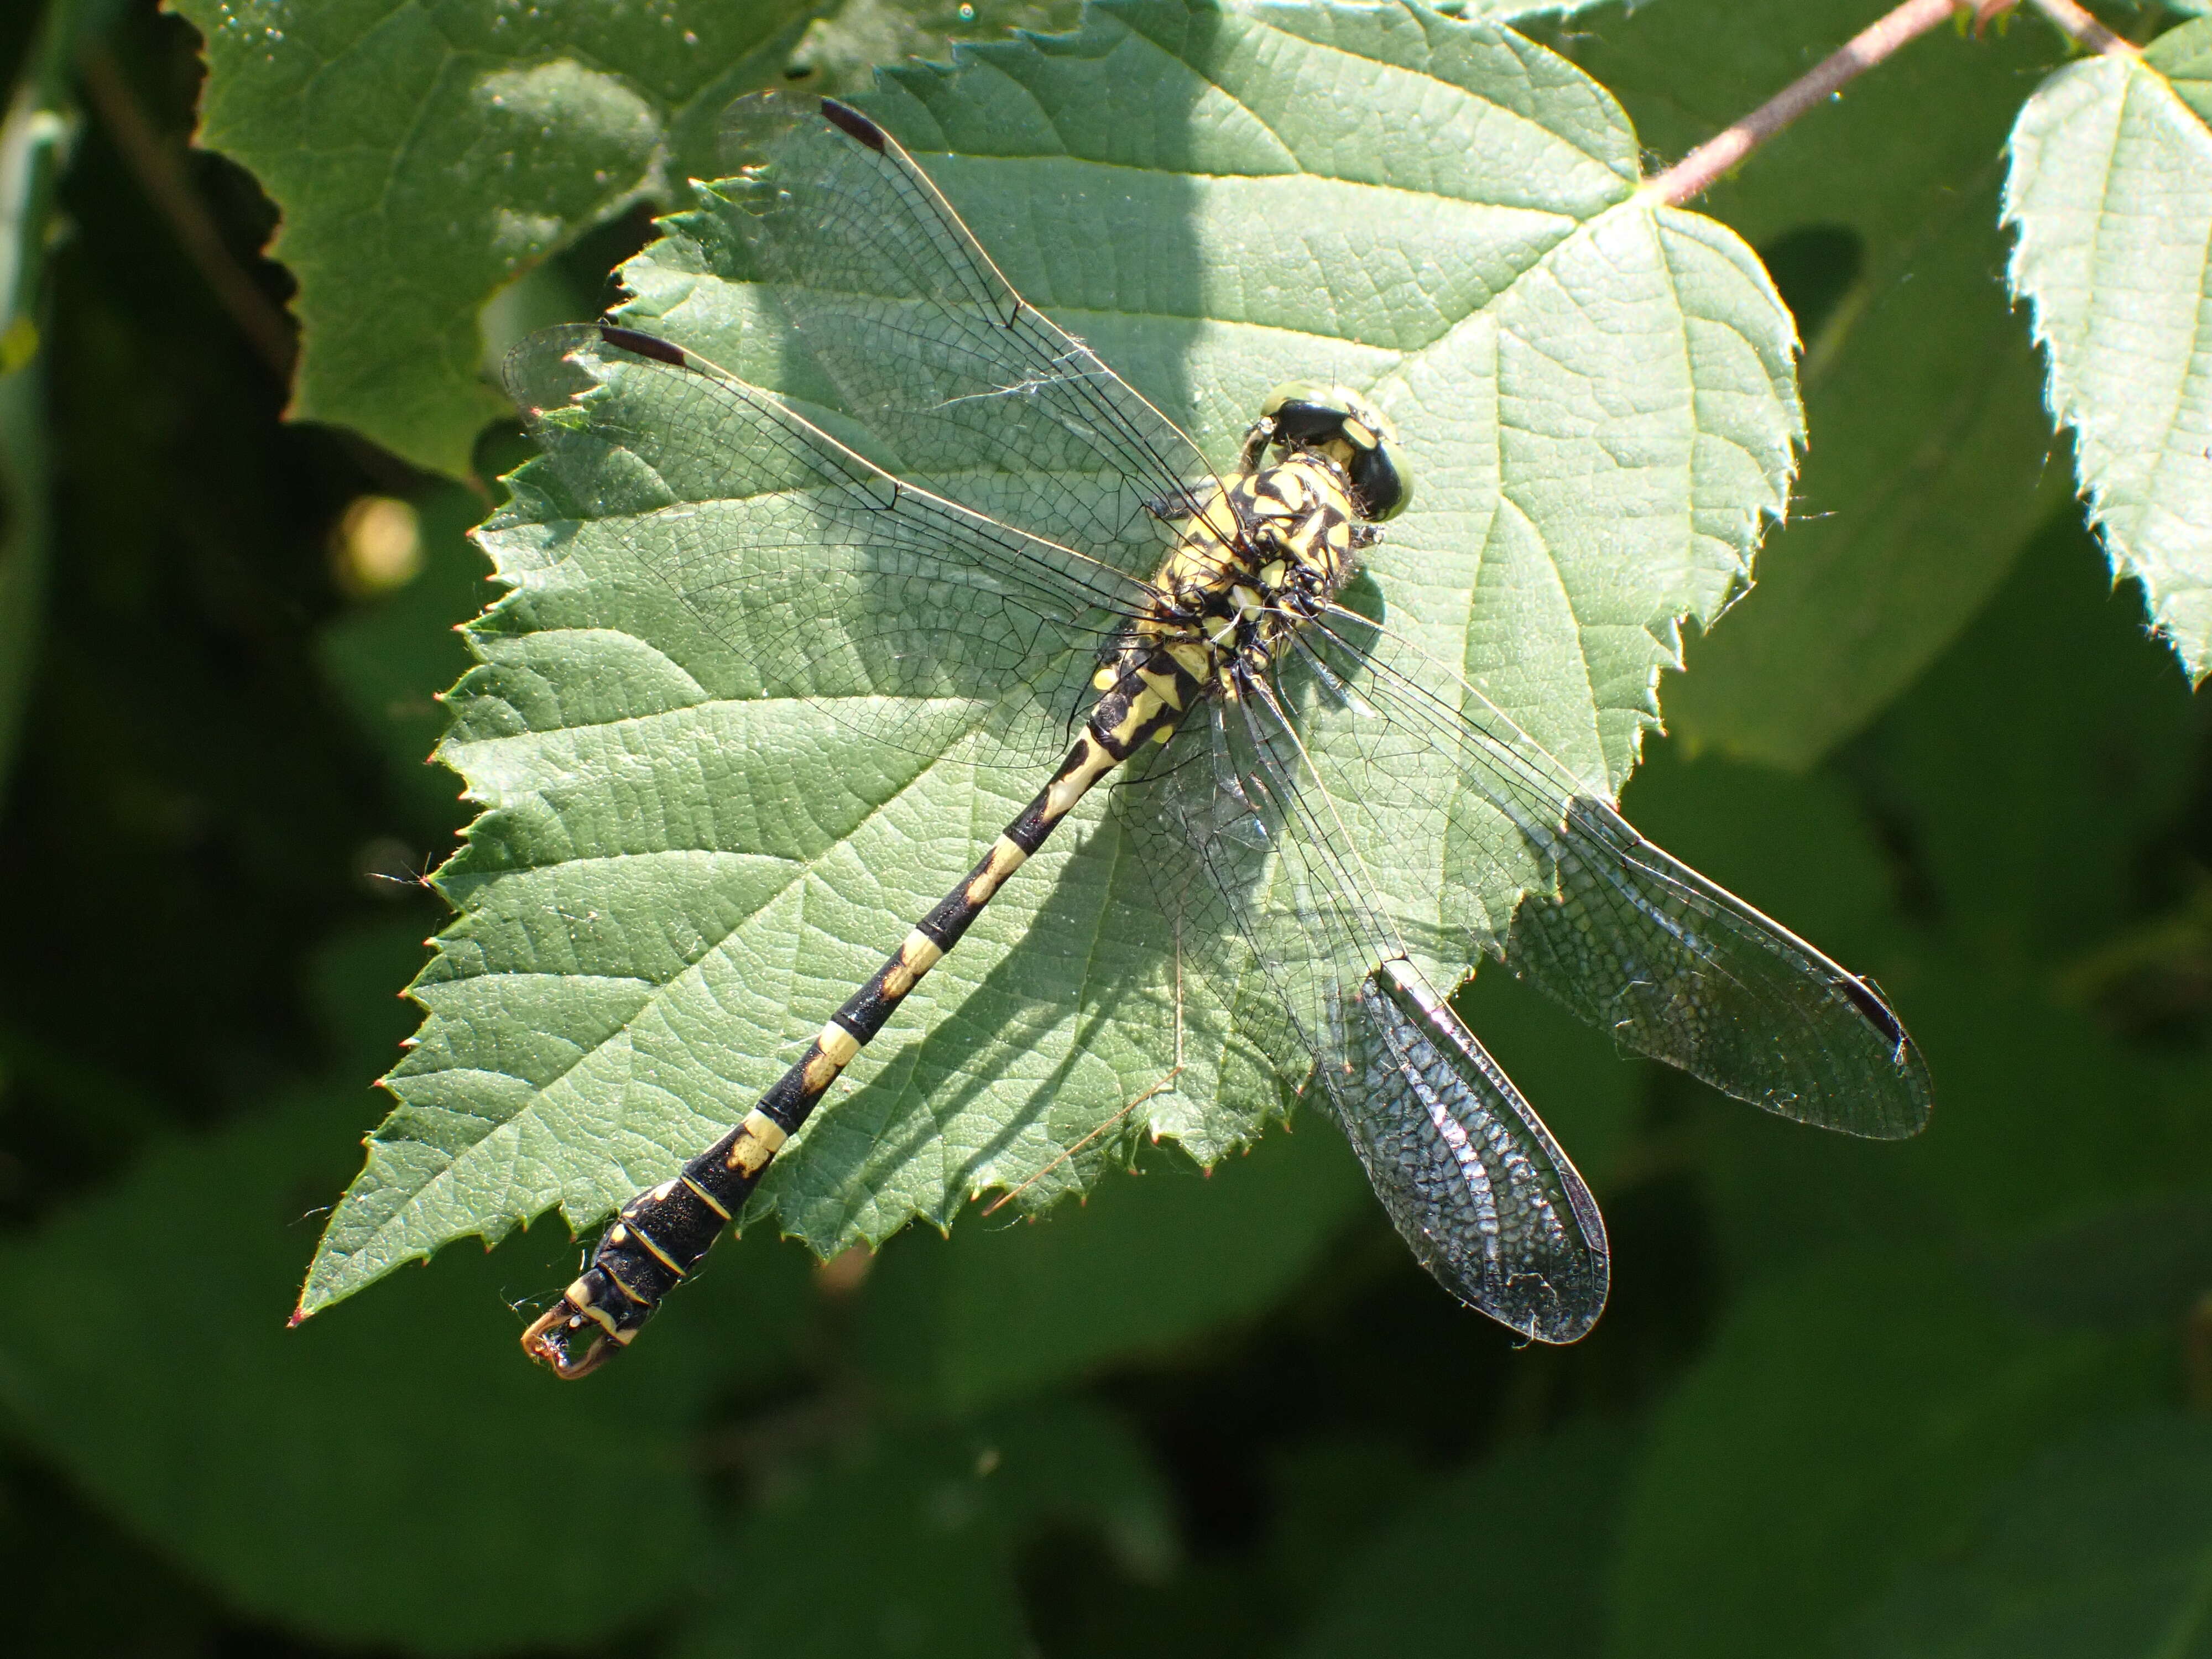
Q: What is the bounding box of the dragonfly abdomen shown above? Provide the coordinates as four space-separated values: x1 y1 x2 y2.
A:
520 645 1208 1376
520 315 1390 1377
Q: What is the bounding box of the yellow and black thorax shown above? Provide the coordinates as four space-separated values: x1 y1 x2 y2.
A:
1083 380 1410 760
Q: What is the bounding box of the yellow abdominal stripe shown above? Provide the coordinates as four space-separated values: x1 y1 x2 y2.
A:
723 1108 788 1176
815 1020 862 1066
1042 742 1118 823
1137 666 1185 709
879 928 945 998
680 1175 731 1220
965 835 1030 905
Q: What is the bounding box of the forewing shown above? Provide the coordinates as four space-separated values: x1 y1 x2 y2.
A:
710 93 1216 578
502 324 1152 767
1297 607 1934 1140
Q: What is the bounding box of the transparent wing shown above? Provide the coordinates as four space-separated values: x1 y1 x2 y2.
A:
1343 961 1610 1344
709 93 1218 579
502 324 1154 767
1290 603 1934 1140
1122 690 1610 1343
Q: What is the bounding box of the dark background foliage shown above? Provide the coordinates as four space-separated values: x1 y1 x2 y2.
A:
3 2 2209 1656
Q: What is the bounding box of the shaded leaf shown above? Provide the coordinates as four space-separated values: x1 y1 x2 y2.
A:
1614 744 1947 1275
0 0 96 799
1858 509 2197 962
173 0 824 477
302 0 1799 1314
2003 18 2212 682
1294 1421 1634 1659
671 1400 1176 1659
1975 1190 2212 1336
1632 517 2212 1281
315 481 487 831
857 1114 1372 1416
1605 1250 2161 1659
0 928 813 1655
1839 1413 2212 1659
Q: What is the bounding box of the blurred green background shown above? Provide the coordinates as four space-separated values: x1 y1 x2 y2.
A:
3 2 2210 1656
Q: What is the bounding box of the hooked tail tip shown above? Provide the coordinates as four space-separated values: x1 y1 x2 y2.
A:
521 1300 618 1379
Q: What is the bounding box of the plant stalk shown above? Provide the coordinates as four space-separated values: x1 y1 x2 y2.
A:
1644 0 2140 208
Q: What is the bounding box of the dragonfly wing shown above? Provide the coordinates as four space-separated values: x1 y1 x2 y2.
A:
502 324 1153 768
1512 797 1931 1138
1126 692 1608 1342
1340 961 1609 1343
1298 606 1934 1140
708 93 1217 581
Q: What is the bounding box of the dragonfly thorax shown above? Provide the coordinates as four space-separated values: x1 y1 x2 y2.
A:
1113 452 1368 721
1215 455 1368 658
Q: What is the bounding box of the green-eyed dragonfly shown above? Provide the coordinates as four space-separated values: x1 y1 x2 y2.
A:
510 93 1931 1377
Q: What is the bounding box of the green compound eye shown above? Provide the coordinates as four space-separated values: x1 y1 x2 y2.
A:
1260 380 1412 520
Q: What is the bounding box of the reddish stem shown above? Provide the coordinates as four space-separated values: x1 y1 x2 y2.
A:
1644 0 1967 207
1644 0 2139 209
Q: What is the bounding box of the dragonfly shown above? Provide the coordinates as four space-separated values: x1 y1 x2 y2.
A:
513 92 1932 1378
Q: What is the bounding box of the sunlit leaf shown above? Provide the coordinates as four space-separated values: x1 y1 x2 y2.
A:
300 0 1799 1314
2002 18 2212 682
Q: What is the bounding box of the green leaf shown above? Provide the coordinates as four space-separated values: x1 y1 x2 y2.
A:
315 482 488 831
671 1400 1176 1659
301 0 1800 1314
1577 0 2075 767
780 0 1092 96
1980 1191 2212 1337
173 0 824 478
0 946 817 1654
2002 18 2212 682
1855 508 2197 963
1457 0 1652 18
856 1112 1372 1416
1605 1249 2161 1659
1293 1421 1634 1659
1839 1413 2212 1658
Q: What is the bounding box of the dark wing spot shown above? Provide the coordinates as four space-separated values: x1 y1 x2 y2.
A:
1837 973 1905 1047
597 325 687 369
820 97 888 152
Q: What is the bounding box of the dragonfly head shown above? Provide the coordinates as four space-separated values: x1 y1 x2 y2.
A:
1258 382 1411 521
